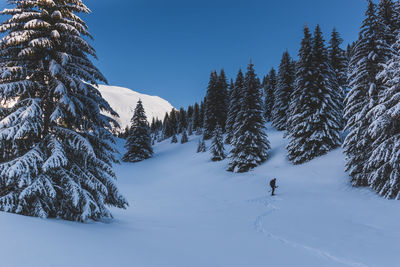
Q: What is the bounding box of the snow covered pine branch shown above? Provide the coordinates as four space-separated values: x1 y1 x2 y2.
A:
0 0 128 222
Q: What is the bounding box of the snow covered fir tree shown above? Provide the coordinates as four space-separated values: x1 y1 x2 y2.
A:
343 0 392 187
286 25 342 164
210 124 225 161
272 51 295 131
203 70 228 139
228 62 270 173
225 69 244 145
123 100 153 162
327 28 348 129
0 0 128 221
171 133 178 143
368 31 400 199
181 130 188 144
197 138 206 153
343 0 400 199
263 68 277 122
178 107 187 134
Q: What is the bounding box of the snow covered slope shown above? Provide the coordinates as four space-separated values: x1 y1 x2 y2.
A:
97 84 174 129
0 124 399 267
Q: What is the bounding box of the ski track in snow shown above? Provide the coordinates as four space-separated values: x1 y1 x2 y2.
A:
250 196 370 267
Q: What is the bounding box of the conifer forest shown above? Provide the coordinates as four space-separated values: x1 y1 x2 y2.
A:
0 1 399 266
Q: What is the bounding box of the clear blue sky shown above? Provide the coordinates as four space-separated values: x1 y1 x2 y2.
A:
2 0 369 108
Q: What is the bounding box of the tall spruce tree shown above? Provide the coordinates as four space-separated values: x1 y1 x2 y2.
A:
287 25 314 138
378 0 399 47
169 109 178 135
187 105 194 121
328 29 348 91
199 99 205 129
186 105 194 133
203 72 218 139
224 78 234 141
192 103 201 132
197 138 206 153
344 0 390 186
328 28 347 126
272 51 295 131
367 32 400 199
178 107 187 133
228 62 270 173
225 70 244 145
216 69 228 131
210 124 225 161
181 130 189 144
150 117 157 134
171 133 178 143
360 0 400 199
123 100 153 163
204 70 228 139
0 0 127 221
264 68 277 121
162 112 173 139
287 25 342 164
228 79 234 99
395 0 400 27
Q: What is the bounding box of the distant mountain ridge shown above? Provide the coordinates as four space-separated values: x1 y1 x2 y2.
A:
97 84 174 131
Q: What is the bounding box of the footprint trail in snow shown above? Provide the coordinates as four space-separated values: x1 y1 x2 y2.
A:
250 195 370 267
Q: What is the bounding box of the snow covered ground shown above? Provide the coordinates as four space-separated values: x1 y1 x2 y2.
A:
0 124 399 267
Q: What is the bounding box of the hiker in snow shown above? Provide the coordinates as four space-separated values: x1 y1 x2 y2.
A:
270 178 278 196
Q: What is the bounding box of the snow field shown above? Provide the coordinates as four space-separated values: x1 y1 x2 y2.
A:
0 124 399 267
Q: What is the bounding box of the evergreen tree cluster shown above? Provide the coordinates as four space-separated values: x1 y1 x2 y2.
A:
147 0 400 199
151 99 206 145
189 10 353 170
143 96 205 149
344 0 400 199
125 0 400 200
150 117 163 136
187 63 270 172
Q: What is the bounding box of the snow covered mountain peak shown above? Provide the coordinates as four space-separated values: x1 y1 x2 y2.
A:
97 84 174 130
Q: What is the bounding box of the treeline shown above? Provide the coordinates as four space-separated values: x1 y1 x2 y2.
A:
120 100 206 141
147 25 347 172
121 96 206 162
